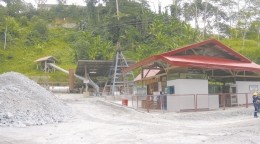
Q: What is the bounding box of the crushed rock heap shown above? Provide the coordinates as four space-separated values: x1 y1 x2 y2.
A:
0 72 71 127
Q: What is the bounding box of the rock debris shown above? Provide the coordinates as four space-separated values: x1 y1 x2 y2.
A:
0 72 71 127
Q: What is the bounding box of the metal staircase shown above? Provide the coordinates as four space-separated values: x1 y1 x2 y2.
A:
103 43 134 96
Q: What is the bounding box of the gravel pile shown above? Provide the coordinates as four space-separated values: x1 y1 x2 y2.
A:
0 72 71 127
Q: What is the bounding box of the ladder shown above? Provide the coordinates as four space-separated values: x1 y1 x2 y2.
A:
103 44 134 96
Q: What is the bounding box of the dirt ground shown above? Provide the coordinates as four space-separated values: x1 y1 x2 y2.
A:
1 94 260 144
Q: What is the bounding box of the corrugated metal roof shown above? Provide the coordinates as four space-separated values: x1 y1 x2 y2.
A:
123 39 260 73
35 56 56 62
75 60 114 77
75 60 135 77
162 55 260 72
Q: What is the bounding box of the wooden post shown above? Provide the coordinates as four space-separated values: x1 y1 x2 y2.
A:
245 93 248 108
195 94 197 112
137 95 139 110
146 95 150 112
68 69 74 92
84 64 89 96
132 95 133 108
160 95 164 113
44 61 47 72
223 94 226 110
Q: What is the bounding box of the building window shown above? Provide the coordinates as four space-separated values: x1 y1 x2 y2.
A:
249 85 258 91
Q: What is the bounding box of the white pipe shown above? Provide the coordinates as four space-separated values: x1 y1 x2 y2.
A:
47 63 99 95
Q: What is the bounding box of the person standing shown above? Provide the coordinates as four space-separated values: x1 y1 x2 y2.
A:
257 92 260 113
253 92 258 118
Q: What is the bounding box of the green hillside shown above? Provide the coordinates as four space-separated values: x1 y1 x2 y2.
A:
1 30 259 83
222 39 260 63
0 27 76 82
0 0 260 82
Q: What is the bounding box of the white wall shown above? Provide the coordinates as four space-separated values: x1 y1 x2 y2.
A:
236 81 260 104
166 79 219 111
201 94 219 110
168 95 194 111
167 79 208 94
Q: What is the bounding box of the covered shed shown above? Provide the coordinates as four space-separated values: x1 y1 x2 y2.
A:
123 39 260 111
75 59 135 94
76 60 113 79
74 60 114 95
35 56 57 73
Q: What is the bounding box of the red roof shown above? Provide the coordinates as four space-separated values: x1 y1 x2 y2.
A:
123 39 260 73
162 55 260 71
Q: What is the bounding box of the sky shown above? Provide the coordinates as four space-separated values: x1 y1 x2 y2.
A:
23 0 172 13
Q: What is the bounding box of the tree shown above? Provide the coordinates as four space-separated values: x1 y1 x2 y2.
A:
178 0 203 37
72 32 113 60
247 21 260 48
170 0 181 19
0 5 7 49
85 0 98 25
0 17 20 49
35 0 47 4
4 0 26 17
57 0 66 5
26 16 48 45
234 0 255 48
127 14 199 61
216 0 237 38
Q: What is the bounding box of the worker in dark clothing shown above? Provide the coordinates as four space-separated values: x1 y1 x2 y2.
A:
257 93 260 113
253 92 258 118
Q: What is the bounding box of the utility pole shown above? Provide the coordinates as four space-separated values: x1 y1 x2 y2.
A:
102 0 134 96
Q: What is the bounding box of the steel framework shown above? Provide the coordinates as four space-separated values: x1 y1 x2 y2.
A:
103 44 134 96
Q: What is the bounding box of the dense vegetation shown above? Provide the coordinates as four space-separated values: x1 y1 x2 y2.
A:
0 0 260 82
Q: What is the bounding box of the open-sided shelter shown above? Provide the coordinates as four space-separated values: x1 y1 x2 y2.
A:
75 59 135 96
123 39 260 111
35 56 57 73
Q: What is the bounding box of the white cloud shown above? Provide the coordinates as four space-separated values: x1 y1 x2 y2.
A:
0 1 7 7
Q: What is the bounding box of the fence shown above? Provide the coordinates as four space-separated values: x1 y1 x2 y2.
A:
104 93 252 113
